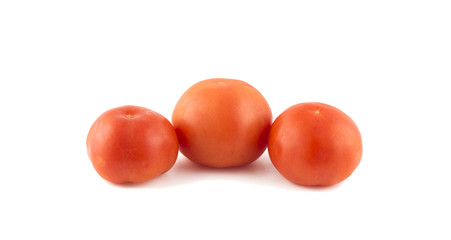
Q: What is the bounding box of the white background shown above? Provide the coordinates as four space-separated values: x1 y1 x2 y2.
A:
1 1 450 239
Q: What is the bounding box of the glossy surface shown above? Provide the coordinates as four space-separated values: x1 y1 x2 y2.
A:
87 105 178 183
268 102 362 186
172 78 272 168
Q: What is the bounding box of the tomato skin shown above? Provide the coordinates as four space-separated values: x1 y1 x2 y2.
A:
268 102 362 186
86 105 178 184
172 78 272 168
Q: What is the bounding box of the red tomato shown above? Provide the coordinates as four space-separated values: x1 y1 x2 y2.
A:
268 102 362 186
86 105 178 183
172 78 272 168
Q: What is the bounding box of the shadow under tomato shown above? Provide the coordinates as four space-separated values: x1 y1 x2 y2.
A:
114 153 345 191
299 182 344 191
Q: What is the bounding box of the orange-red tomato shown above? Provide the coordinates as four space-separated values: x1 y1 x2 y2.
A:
172 78 272 168
268 102 362 186
86 105 178 183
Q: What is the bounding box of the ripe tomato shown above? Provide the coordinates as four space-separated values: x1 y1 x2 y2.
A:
86 105 178 183
172 78 272 168
268 102 362 186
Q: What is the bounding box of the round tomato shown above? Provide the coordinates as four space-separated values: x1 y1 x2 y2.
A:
86 105 178 183
172 78 272 168
268 102 362 186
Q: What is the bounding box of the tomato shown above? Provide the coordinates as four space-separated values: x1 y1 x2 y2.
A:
86 105 178 183
172 78 272 168
268 102 362 186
